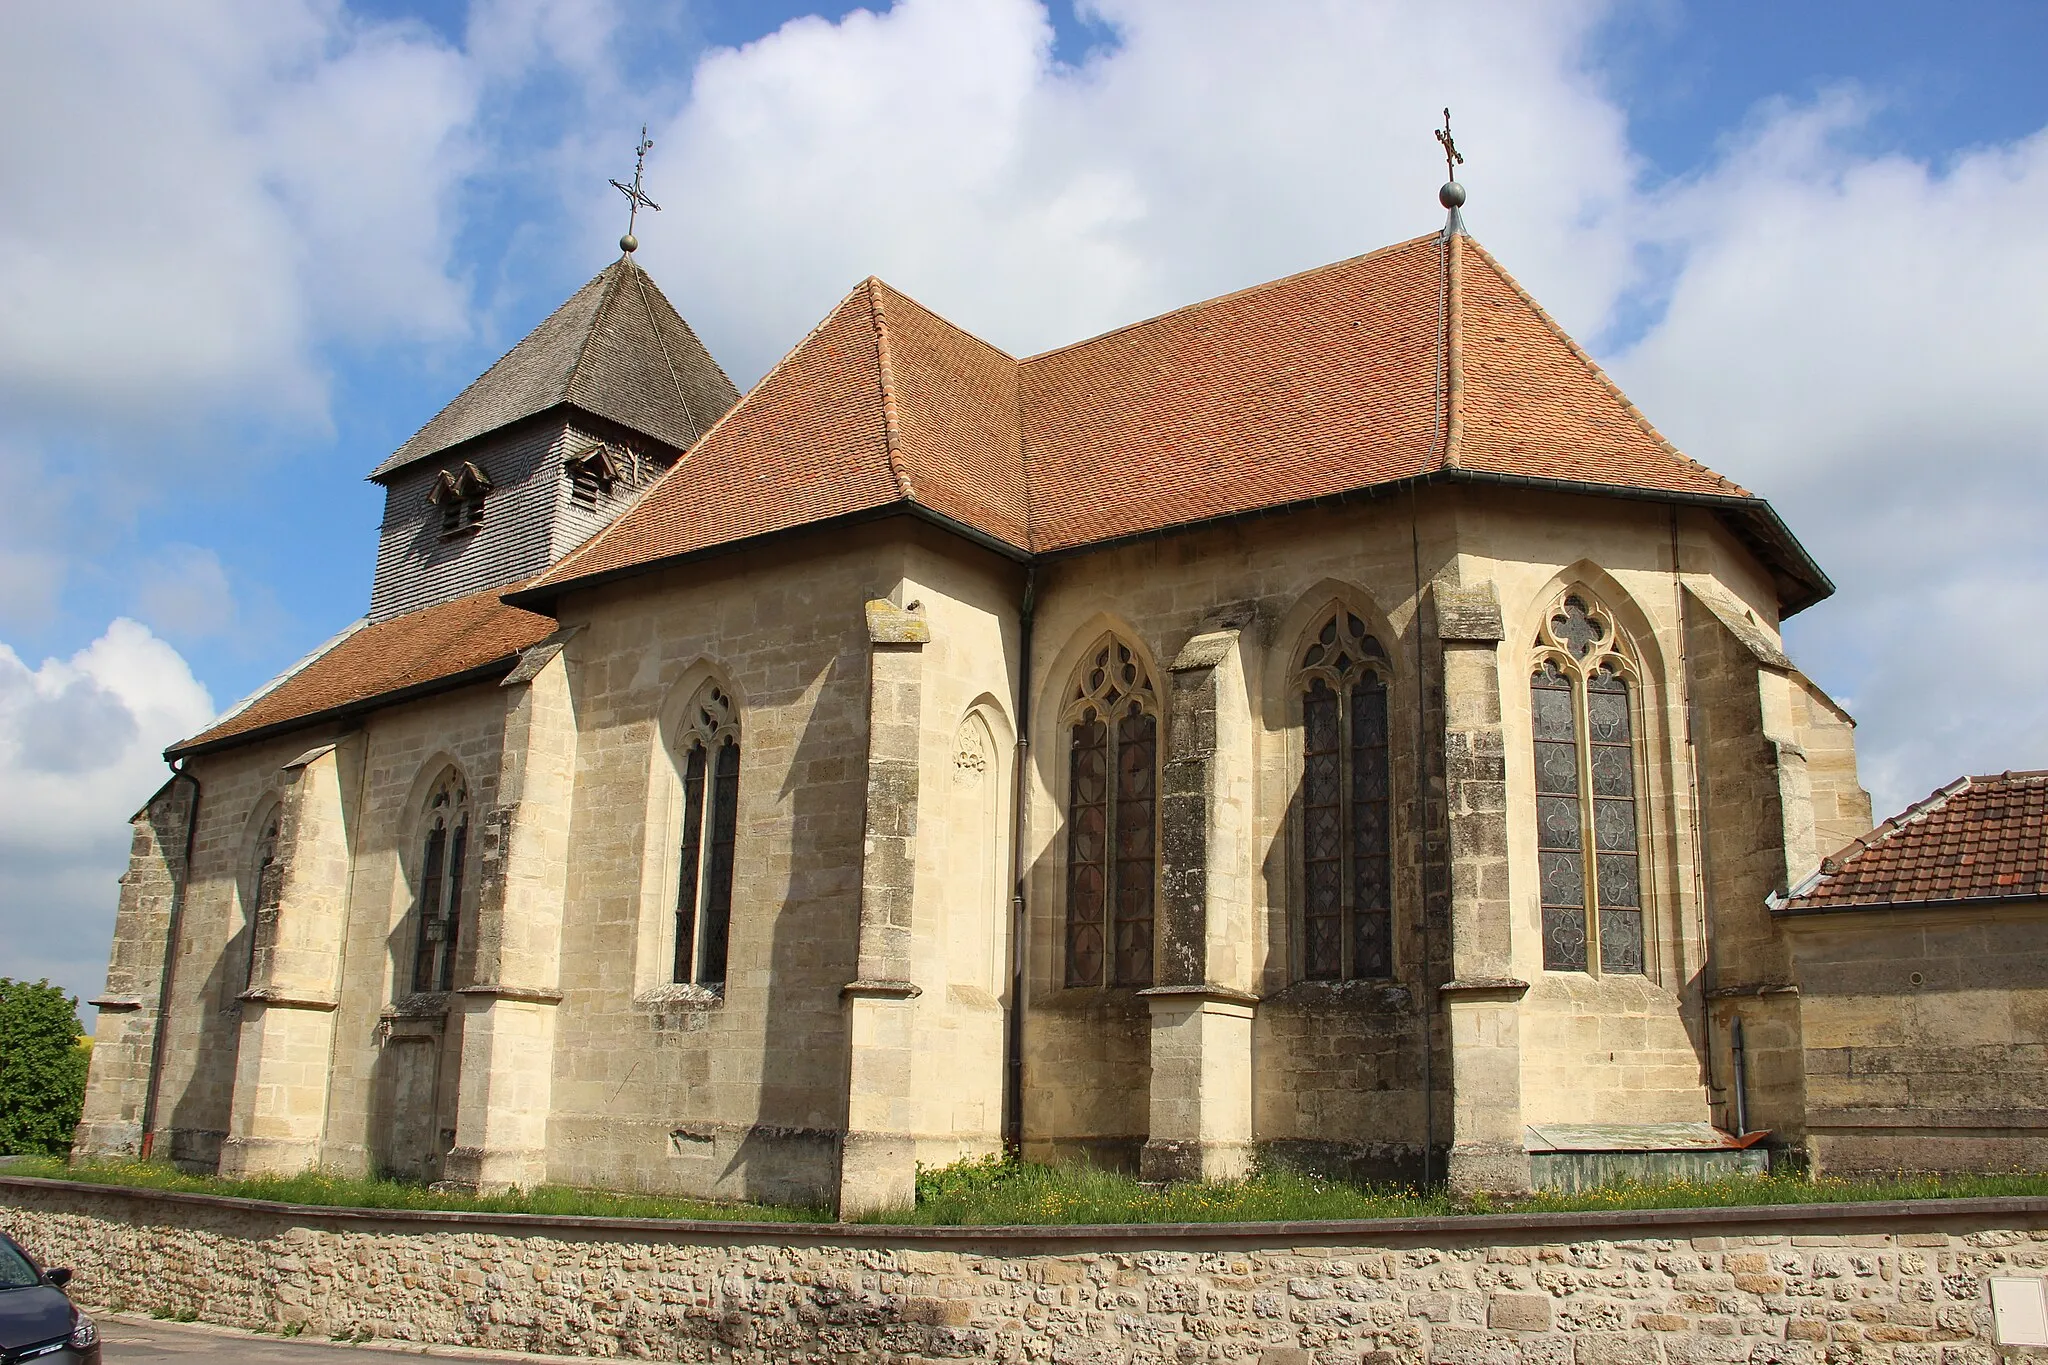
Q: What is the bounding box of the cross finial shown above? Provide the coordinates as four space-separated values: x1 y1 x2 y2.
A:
1435 108 1463 183
610 125 661 254
1435 107 1468 218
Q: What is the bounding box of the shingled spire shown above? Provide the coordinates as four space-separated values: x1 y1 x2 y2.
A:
372 258 736 482
365 258 739 623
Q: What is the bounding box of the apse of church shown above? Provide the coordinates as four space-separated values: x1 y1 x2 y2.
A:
76 184 1872 1211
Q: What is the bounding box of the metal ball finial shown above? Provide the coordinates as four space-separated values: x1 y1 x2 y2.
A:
1439 181 1467 210
620 233 638 253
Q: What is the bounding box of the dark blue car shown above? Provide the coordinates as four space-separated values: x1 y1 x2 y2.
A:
0 1231 97 1364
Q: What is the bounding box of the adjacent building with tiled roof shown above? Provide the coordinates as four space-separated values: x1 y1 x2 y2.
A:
1777 771 2048 911
1770 773 2048 1175
101 200 2023 1215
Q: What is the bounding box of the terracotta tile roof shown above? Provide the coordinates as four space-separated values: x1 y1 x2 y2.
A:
371 257 739 481
1019 237 1444 549
171 587 555 756
1451 239 1746 498
526 226 1801 602
1778 772 2048 911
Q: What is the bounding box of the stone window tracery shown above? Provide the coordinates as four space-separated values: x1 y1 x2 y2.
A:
1531 591 1645 975
673 681 739 988
1063 636 1158 989
1295 609 1395 981
409 772 471 995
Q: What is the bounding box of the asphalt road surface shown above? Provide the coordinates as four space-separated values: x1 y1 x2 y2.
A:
98 1315 574 1362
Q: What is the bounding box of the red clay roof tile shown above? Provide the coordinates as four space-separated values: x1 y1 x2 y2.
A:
173 587 555 755
1780 772 2048 910
530 228 1769 595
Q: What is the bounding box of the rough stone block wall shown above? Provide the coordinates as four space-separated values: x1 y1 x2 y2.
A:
1789 905 2048 1175
3 1179 2044 1364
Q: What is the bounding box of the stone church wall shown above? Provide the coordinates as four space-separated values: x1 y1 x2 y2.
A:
1788 898 2048 1175
1015 488 1804 1177
1021 499 1451 1175
899 534 1029 1168
538 527 915 1206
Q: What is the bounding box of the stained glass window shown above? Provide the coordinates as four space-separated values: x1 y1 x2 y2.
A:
1530 593 1646 976
673 683 740 988
242 812 280 991
409 773 469 995
1296 610 1394 981
1064 639 1158 988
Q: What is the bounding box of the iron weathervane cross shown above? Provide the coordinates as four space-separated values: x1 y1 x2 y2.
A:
1435 107 1468 215
611 125 661 254
1435 107 1463 183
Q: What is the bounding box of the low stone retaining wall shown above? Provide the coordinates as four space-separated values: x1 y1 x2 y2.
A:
4 1176 2047 1363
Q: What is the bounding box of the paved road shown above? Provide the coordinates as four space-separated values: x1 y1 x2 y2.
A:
98 1314 572 1363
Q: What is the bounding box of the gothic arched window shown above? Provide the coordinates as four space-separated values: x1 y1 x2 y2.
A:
241 808 281 992
1531 592 1645 976
673 682 740 988
1063 636 1158 989
410 772 471 994
1296 610 1394 980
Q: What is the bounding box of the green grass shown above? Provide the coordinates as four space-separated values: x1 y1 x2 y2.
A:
12 1153 2048 1227
4 1157 830 1223
865 1153 2048 1226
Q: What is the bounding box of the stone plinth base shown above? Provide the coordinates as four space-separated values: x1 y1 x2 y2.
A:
217 1134 320 1178
1139 986 1256 1183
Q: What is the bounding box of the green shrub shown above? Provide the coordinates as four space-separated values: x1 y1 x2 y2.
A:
0 980 88 1156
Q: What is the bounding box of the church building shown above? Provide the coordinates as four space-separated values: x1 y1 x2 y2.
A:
76 186 1883 1212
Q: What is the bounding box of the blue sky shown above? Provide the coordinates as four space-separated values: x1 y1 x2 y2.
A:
3 0 2047 1012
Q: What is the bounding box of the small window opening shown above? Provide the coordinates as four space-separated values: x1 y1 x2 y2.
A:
566 444 621 510
429 462 493 540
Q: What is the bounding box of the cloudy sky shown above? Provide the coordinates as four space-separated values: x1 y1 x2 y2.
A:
4 0 2046 1013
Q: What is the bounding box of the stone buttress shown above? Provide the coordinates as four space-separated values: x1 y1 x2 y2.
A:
442 631 580 1192
221 740 359 1176
838 599 930 1215
1140 618 1259 1182
1432 580 1532 1193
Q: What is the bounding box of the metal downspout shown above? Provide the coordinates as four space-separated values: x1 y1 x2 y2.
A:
1002 566 1036 1155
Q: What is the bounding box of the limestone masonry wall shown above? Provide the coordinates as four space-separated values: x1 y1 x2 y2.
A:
6 1178 2046 1364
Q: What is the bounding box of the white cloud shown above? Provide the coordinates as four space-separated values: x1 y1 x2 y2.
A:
0 622 215 1008
0 0 479 429
630 0 1637 383
1613 95 2048 817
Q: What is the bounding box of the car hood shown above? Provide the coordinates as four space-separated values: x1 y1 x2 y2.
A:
0 1285 73 1348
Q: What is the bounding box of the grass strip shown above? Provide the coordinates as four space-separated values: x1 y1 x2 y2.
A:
3 1157 830 1223
12 1154 2048 1227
